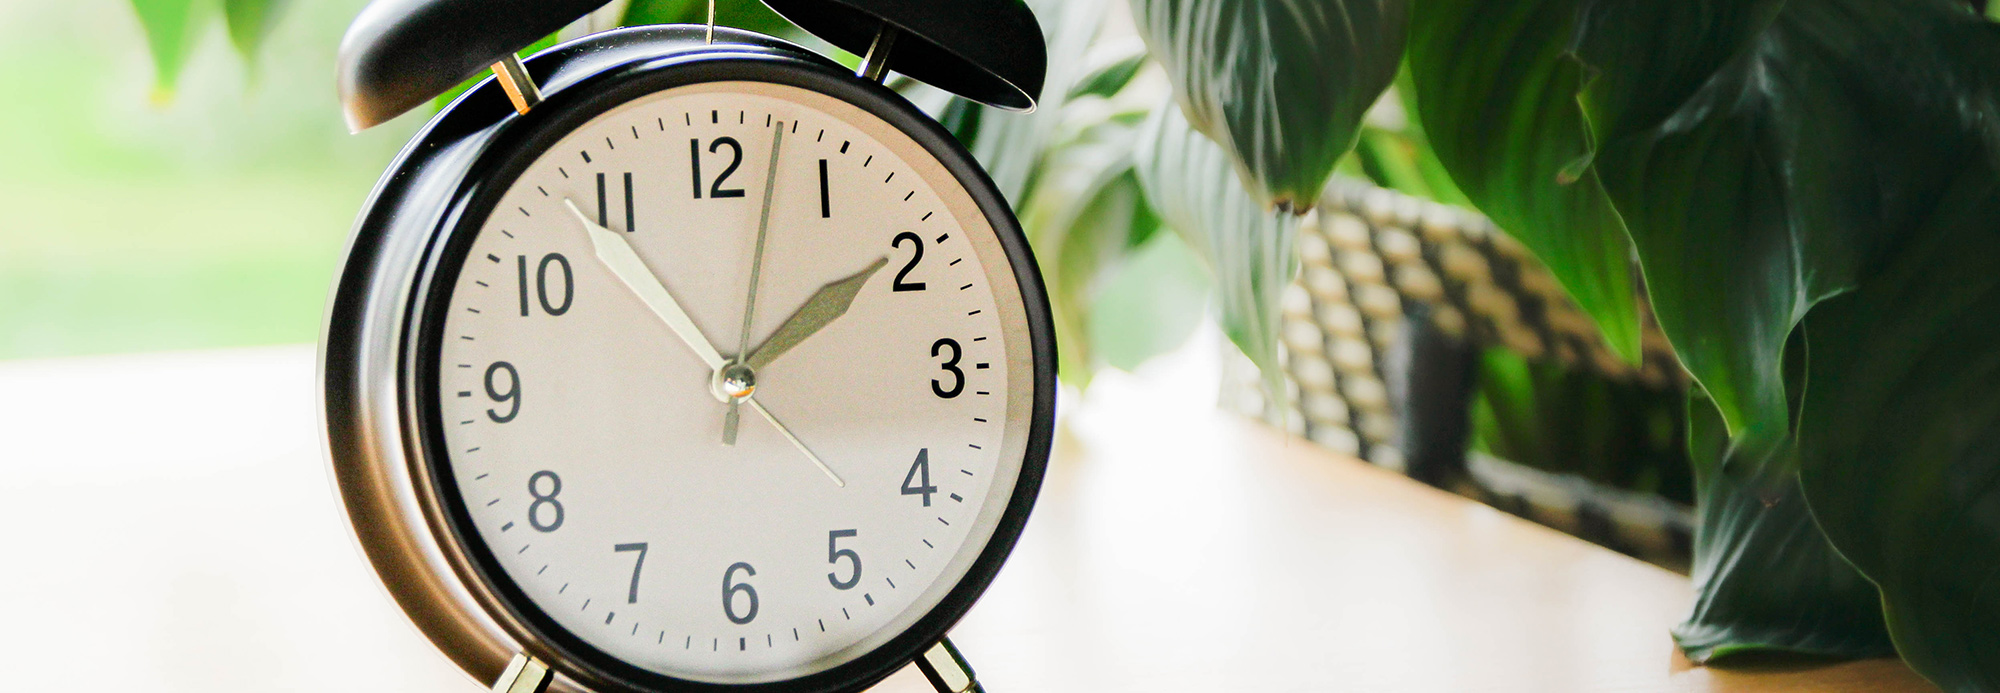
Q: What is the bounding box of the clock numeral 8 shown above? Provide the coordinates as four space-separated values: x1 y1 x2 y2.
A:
931 338 965 398
722 562 759 624
527 470 563 532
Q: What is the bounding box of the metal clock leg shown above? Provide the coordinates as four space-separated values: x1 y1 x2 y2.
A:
913 637 983 693
490 653 553 693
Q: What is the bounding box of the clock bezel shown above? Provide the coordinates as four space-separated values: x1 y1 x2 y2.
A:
401 39 1056 693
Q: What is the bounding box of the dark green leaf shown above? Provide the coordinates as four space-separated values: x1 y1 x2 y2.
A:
1134 104 1298 391
1067 45 1149 101
1128 0 1409 211
1405 0 1644 364
221 0 285 60
128 0 212 100
1091 230 1210 371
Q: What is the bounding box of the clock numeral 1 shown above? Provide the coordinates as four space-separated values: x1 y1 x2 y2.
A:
596 172 636 232
827 529 861 590
517 254 573 317
819 158 831 218
615 542 647 603
692 137 746 199
722 562 759 624
901 449 937 506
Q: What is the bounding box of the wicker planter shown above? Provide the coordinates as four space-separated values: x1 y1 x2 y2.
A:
1221 179 1695 570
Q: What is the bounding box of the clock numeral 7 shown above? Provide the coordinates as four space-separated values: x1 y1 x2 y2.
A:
901 448 937 506
690 137 746 199
614 542 647 604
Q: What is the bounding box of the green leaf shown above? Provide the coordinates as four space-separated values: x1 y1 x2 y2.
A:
1799 162 2000 692
1405 0 1644 364
1134 104 1299 392
221 0 285 60
1091 230 1210 371
1067 46 1149 101
1129 0 1409 211
128 0 213 100
1028 155 1152 386
1674 376 1894 663
621 0 793 37
960 0 1110 205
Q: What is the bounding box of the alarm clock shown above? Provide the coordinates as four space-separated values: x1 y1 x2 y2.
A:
318 1 1055 691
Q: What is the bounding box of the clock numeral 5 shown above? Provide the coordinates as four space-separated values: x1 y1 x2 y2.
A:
516 253 573 317
901 449 937 506
827 530 861 590
722 562 759 624
931 339 965 398
691 137 746 199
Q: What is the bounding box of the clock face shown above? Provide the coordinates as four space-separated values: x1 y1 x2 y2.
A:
426 80 1037 685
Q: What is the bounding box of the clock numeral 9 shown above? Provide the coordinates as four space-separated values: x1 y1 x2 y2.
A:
517 253 573 317
827 530 861 590
691 137 746 199
485 361 522 422
931 339 965 398
722 562 759 624
901 449 937 506
527 470 563 532
891 232 926 292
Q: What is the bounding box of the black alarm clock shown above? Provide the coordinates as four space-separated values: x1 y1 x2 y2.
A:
318 1 1055 691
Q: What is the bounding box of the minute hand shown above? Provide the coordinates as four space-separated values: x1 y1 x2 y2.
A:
745 256 888 371
564 199 726 371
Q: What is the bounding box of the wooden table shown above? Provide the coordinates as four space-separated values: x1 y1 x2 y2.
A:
0 345 1931 692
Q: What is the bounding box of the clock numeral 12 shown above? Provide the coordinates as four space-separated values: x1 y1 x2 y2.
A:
517 253 573 317
691 137 746 199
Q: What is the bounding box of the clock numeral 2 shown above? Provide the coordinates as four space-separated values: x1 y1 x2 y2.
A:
615 542 647 603
891 232 926 292
595 172 636 232
692 137 746 199
901 449 937 506
517 253 573 317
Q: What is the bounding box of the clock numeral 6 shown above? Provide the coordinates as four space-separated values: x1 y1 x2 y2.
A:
827 530 862 590
722 562 759 624
516 253 573 317
527 470 563 532
691 137 746 199
931 339 965 398
485 361 522 422
901 449 937 506
891 232 926 292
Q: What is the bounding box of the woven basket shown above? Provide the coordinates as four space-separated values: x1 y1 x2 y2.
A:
1220 179 1695 571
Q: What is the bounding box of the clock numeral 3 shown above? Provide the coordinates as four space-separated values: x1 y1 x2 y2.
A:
485 361 522 422
615 542 647 603
722 562 759 624
891 232 926 292
931 339 965 398
516 253 573 317
691 137 746 199
827 530 861 590
901 449 937 506
527 470 564 532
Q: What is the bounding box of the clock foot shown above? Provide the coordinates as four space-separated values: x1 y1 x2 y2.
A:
914 637 982 693
490 653 552 693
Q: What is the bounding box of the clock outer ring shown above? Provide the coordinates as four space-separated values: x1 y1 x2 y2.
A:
321 26 1056 693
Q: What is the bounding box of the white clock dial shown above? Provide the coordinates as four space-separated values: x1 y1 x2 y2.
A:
430 81 1035 684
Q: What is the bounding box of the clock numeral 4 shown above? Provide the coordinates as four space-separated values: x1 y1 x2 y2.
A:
930 339 965 398
901 449 937 506
691 137 746 199
485 361 522 422
527 470 564 532
827 529 862 590
891 232 926 292
516 253 573 317
614 542 647 604
722 562 759 624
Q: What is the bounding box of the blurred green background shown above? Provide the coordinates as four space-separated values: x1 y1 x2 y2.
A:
0 0 412 360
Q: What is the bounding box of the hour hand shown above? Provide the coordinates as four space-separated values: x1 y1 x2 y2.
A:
564 199 726 372
745 256 889 371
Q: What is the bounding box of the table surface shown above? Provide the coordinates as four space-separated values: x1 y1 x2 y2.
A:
0 345 1933 692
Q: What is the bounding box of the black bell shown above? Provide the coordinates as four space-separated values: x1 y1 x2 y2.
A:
761 0 1047 112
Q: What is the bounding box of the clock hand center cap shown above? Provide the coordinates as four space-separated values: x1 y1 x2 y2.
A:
713 362 757 401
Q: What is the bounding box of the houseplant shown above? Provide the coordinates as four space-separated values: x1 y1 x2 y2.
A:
123 0 2000 689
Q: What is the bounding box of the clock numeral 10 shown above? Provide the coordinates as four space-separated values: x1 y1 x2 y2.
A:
691 137 746 199
516 253 573 317
902 449 937 506
722 562 759 624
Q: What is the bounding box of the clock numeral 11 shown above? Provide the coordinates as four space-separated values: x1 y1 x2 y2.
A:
595 172 635 233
